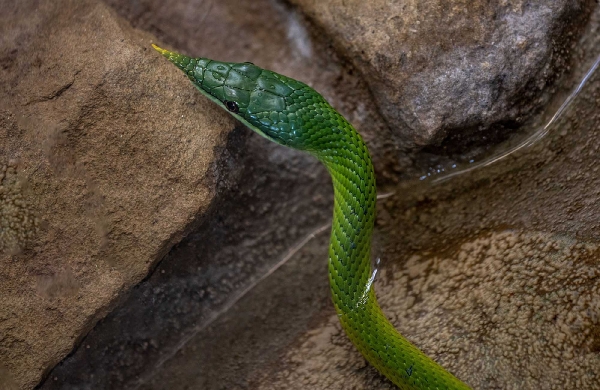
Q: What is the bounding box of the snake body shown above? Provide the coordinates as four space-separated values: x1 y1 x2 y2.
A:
153 44 470 390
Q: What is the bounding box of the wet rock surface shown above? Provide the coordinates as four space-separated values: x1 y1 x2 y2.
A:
287 0 595 150
49 6 600 389
139 45 600 388
0 0 598 389
36 0 341 388
252 232 600 389
0 0 235 388
38 129 334 390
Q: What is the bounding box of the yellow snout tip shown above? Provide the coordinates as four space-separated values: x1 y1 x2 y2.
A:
151 44 170 57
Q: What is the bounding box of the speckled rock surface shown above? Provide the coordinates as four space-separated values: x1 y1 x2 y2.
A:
35 5 600 390
6 0 600 389
140 45 600 388
101 0 403 181
0 0 234 388
36 0 340 388
287 0 595 149
0 162 38 254
251 232 600 389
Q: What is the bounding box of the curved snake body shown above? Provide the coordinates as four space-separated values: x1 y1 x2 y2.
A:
153 44 470 390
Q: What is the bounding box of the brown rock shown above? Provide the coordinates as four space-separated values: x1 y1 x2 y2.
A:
6 0 599 388
42 5 600 389
34 0 340 388
130 11 600 385
102 0 401 179
0 0 234 388
288 0 595 148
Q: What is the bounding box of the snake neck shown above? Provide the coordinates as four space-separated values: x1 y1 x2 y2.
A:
314 125 378 313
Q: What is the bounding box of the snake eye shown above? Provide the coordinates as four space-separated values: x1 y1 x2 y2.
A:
225 100 239 113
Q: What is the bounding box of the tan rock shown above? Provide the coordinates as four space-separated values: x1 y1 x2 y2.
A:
84 7 600 388
17 1 600 389
0 0 234 388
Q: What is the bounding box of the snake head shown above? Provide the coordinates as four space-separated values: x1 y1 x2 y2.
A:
153 44 333 152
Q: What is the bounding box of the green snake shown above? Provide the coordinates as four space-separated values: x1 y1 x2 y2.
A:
153 44 470 390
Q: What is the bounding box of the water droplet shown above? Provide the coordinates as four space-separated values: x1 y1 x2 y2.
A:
357 258 380 308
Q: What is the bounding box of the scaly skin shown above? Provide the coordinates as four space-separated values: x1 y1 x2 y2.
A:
153 44 471 390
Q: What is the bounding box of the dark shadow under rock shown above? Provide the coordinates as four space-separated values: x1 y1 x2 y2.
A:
38 126 333 390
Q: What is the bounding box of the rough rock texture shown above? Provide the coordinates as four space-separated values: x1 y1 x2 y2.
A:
137 40 600 389
37 4 600 390
36 0 343 388
4 0 599 389
247 18 600 387
38 130 334 390
0 0 235 388
287 0 595 149
252 232 600 389
0 162 38 254
102 0 405 182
